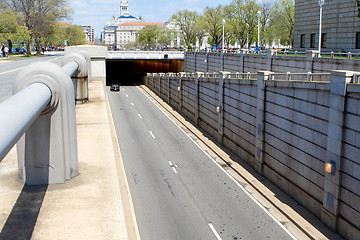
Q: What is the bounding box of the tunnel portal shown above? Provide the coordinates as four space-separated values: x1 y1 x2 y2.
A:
106 59 183 86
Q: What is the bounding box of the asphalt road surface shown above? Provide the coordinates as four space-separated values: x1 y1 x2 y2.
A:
0 54 63 103
108 84 296 240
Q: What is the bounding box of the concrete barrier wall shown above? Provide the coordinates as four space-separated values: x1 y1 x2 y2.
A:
146 71 360 239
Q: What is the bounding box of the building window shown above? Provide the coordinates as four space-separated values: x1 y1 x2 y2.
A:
356 32 360 49
321 33 327 48
310 34 316 48
300 34 305 48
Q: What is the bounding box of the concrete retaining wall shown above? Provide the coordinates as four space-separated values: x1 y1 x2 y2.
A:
185 51 360 79
146 71 360 239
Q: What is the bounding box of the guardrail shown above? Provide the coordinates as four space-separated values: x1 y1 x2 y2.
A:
108 50 184 60
0 52 89 185
187 49 360 59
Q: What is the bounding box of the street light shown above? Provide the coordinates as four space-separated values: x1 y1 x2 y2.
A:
318 0 325 55
222 19 226 52
246 23 249 49
257 10 261 47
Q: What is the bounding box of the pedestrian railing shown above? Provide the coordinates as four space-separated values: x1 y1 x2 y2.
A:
0 52 89 185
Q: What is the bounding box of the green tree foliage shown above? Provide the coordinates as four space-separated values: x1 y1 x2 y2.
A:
2 0 72 54
267 0 294 47
203 5 224 48
158 27 176 49
357 0 360 18
193 16 207 50
137 25 162 49
0 9 31 46
170 10 198 49
45 23 86 47
224 0 259 48
65 25 86 46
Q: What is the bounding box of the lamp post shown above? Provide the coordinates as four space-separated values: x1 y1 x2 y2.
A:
257 10 261 47
222 19 226 52
318 0 325 55
246 23 249 49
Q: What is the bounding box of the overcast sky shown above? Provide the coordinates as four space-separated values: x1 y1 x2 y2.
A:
68 0 236 37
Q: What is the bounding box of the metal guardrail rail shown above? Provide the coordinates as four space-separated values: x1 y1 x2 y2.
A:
0 52 89 185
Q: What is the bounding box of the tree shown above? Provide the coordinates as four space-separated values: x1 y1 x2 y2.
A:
2 0 72 54
268 0 295 48
258 1 273 46
0 9 31 47
65 25 86 46
157 27 176 49
193 16 207 50
137 25 162 49
170 10 198 49
44 23 85 47
224 0 259 48
203 5 224 48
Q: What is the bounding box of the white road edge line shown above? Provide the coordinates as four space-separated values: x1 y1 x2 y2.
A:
208 223 222 240
137 86 298 240
138 114 142 119
149 131 155 139
131 102 134 106
126 94 129 97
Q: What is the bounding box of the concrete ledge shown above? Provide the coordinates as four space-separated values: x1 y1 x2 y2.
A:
0 80 127 239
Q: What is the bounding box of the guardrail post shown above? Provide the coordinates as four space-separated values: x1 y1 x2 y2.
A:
14 62 78 185
321 70 354 232
205 49 209 73
254 71 271 175
306 50 316 73
167 73 171 103
239 49 244 72
62 53 88 104
195 72 202 125
267 49 276 71
217 72 229 141
178 73 183 110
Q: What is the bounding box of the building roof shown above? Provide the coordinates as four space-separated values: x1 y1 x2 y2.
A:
118 15 137 19
119 22 165 26
59 22 71 26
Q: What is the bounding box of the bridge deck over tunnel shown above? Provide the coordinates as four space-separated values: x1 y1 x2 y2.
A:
106 59 183 86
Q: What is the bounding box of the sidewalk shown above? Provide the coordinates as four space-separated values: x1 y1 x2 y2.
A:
0 80 128 239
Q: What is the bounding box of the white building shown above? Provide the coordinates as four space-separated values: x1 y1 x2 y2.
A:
102 0 180 49
81 25 95 44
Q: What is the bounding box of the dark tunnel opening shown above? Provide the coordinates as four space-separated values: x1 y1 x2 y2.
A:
106 59 184 86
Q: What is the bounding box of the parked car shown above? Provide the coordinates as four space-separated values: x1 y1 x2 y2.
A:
110 83 120 91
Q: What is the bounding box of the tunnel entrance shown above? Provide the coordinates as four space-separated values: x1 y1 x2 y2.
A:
106 59 183 86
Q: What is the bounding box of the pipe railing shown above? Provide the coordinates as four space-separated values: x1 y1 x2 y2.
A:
0 51 89 185
0 83 51 161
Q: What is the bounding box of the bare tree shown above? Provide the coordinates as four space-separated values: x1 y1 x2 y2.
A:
2 0 72 54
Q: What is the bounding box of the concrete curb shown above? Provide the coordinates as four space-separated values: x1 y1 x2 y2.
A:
105 88 141 240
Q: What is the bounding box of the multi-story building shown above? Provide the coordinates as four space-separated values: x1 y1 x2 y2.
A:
294 0 360 52
81 25 95 44
101 0 179 49
116 22 165 49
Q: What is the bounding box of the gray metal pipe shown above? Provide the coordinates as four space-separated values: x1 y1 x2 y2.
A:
0 83 51 161
62 61 79 77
